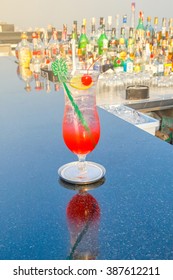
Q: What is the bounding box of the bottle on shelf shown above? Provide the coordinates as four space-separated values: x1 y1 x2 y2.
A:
163 45 172 76
59 24 69 58
37 31 44 53
115 14 120 40
82 18 87 33
106 16 113 40
130 2 136 29
108 27 118 59
152 17 159 50
97 17 105 39
97 24 108 55
153 17 159 39
41 30 51 68
123 53 134 73
118 27 127 61
153 47 164 76
167 42 173 72
72 20 78 42
168 18 173 38
159 17 167 49
78 24 89 61
47 28 60 60
89 17 98 54
136 11 145 43
161 17 167 39
30 32 44 73
145 16 154 42
42 30 49 50
113 51 124 73
133 44 143 73
122 14 129 39
127 27 135 60
142 43 151 72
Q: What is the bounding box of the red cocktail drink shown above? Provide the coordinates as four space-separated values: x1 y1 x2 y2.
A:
58 69 106 184
63 102 100 155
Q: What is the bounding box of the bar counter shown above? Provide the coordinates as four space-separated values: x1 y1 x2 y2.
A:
0 57 173 260
97 76 173 112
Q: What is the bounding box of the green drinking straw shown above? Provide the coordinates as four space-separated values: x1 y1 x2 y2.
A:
51 58 91 134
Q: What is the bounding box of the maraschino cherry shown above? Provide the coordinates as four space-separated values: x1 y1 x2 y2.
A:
81 74 93 86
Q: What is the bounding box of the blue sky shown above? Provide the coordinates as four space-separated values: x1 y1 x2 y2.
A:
0 0 172 31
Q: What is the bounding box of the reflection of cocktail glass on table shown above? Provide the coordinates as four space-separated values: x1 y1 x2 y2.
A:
52 59 106 184
66 191 100 260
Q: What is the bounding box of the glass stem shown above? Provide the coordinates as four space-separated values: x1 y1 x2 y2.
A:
77 154 87 174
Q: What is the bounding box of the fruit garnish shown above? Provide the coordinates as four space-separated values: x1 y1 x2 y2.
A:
81 74 93 86
51 59 91 134
70 74 93 90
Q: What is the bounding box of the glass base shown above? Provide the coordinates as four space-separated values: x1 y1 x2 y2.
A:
58 161 106 185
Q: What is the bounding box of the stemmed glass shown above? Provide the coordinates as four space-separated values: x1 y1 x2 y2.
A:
58 68 106 184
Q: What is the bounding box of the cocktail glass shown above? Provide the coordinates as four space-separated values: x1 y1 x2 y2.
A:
58 69 106 184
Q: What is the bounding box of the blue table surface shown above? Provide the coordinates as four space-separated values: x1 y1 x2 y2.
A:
0 57 173 260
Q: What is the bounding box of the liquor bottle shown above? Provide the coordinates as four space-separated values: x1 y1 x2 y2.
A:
42 30 49 50
130 2 136 29
90 17 96 38
42 30 49 57
48 28 60 60
78 24 89 58
160 18 169 53
153 47 164 76
119 27 126 46
37 31 44 53
167 42 173 71
106 16 112 40
59 24 69 58
113 52 124 73
42 30 51 67
161 17 167 39
153 17 159 45
136 11 145 42
18 32 32 68
163 48 172 76
122 14 129 39
82 18 88 40
108 27 118 58
97 24 108 55
127 27 135 46
168 18 173 38
142 43 151 71
133 45 143 73
145 16 154 42
154 17 159 35
123 53 134 73
89 17 98 54
97 17 105 39
115 14 120 40
127 27 135 60
68 31 77 69
118 27 127 61
30 32 44 73
72 20 78 42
